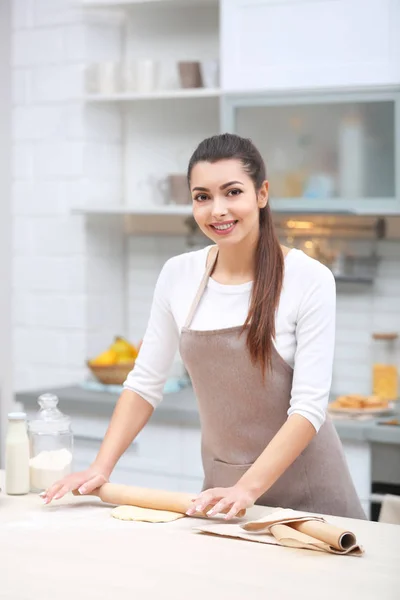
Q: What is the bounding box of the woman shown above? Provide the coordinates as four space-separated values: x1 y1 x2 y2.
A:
44 133 365 520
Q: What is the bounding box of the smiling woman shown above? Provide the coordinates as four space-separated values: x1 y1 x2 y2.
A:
43 133 365 523
187 135 284 375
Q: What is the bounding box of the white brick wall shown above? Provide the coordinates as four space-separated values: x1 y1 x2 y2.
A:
11 0 88 391
13 29 65 66
12 0 124 392
85 216 125 361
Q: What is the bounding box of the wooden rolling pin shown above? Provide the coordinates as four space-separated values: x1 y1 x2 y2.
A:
73 483 246 518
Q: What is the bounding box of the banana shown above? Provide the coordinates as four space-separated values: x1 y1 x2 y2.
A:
111 336 138 360
89 348 119 366
89 336 138 366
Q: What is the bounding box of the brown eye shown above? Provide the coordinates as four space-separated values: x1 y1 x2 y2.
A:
227 188 242 196
194 194 209 202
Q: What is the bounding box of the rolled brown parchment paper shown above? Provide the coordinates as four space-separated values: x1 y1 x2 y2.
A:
290 520 356 551
73 483 246 518
197 508 364 555
269 524 324 548
242 509 356 550
242 510 324 532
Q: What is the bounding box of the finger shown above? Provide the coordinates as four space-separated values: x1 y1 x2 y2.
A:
186 498 208 516
186 494 202 513
224 501 243 520
53 485 70 501
186 491 223 516
206 497 233 517
186 492 211 515
78 474 106 495
43 481 64 504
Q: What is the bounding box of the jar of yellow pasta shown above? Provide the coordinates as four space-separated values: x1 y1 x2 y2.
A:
372 333 398 401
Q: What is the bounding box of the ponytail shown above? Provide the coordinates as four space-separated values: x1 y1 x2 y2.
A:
243 203 284 373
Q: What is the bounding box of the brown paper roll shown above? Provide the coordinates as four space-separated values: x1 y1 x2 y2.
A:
291 520 356 551
269 524 322 548
73 483 246 518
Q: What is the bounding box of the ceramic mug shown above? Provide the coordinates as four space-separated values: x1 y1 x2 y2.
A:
158 174 191 205
178 62 202 89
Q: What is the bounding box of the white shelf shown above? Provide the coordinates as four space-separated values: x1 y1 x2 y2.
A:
83 88 220 102
82 0 218 9
72 204 193 216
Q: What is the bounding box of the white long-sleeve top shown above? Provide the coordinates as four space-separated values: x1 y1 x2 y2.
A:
124 246 336 432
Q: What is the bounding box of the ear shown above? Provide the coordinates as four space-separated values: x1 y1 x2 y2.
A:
257 180 269 209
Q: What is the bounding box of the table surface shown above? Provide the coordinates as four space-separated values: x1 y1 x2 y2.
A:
1 472 400 600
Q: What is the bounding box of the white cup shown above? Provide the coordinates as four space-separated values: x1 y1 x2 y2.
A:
85 63 100 94
122 59 159 94
122 60 137 92
97 61 121 95
200 60 219 88
136 59 159 93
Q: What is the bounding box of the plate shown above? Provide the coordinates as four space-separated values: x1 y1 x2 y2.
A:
328 402 395 417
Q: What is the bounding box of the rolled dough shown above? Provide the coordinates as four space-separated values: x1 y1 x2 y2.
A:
111 505 185 523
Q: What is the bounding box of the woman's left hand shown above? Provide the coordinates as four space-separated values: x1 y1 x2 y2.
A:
186 484 258 520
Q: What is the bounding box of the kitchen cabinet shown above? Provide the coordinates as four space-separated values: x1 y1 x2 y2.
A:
341 440 371 517
76 0 400 221
20 385 400 518
73 422 204 494
80 0 220 214
222 88 400 214
73 419 372 515
73 427 373 514
221 0 400 93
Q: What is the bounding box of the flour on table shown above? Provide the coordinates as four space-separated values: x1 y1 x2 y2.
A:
111 505 185 523
30 448 72 490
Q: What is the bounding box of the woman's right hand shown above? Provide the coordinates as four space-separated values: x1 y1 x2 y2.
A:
41 465 110 504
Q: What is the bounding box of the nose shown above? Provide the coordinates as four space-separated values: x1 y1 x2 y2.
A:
211 195 228 219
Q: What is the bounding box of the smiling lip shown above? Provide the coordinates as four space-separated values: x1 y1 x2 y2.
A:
209 220 238 235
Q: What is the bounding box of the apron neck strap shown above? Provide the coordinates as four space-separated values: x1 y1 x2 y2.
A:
184 246 219 329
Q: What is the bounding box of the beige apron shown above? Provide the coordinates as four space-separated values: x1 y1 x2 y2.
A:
179 249 366 520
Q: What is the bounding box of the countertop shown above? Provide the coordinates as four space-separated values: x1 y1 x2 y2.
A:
16 385 400 445
1 471 399 600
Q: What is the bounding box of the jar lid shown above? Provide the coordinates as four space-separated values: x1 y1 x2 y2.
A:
8 412 27 421
372 333 398 341
28 393 71 434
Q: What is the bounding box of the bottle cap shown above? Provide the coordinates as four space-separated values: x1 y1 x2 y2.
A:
8 412 27 421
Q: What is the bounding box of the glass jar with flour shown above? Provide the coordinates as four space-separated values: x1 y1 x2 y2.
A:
28 393 73 493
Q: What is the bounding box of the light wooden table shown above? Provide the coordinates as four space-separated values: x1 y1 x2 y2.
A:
1 472 399 600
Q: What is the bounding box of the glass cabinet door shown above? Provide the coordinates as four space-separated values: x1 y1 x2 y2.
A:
222 92 399 214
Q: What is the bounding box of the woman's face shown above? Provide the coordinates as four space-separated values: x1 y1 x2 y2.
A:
190 159 268 247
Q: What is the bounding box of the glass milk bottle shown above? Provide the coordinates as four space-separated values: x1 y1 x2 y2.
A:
5 412 30 495
28 393 73 493
372 333 399 401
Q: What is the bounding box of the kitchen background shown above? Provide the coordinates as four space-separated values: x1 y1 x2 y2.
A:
1 0 400 521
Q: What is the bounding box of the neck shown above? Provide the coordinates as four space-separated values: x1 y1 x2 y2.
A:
214 235 258 283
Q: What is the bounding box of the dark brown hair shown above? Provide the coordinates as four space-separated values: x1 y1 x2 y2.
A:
187 133 284 373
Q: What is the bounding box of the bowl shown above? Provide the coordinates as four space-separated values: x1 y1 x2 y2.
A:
87 361 135 385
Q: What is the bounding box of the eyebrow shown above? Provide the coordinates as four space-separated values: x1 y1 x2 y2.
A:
191 180 244 192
